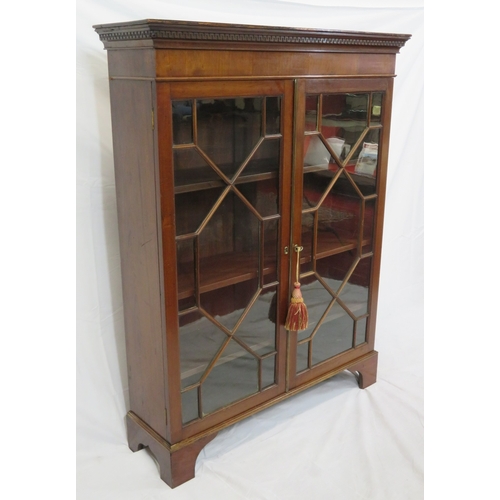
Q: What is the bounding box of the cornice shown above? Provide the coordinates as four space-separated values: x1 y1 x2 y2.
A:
93 19 411 50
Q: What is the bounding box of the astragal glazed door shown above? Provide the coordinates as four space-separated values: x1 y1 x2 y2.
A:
288 78 393 389
164 80 294 437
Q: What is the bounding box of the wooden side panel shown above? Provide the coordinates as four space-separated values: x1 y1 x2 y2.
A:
109 78 167 437
107 48 156 78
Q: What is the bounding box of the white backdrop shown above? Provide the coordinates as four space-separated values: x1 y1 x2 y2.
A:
76 1 424 498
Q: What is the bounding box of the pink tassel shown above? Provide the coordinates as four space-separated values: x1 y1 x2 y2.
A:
285 282 309 331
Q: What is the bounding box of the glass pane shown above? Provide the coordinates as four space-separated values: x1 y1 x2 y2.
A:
296 342 309 372
305 95 318 131
355 316 367 346
316 172 362 255
175 187 225 236
371 93 383 124
266 97 281 135
336 256 372 317
362 198 376 254
316 252 358 294
197 98 263 179
321 93 368 163
263 219 279 284
179 310 228 389
198 191 260 291
237 178 278 218
176 238 194 305
311 302 354 365
181 388 199 424
201 339 259 415
235 287 277 356
302 169 335 210
296 275 334 342
261 355 276 389
350 129 380 195
173 147 221 189
241 138 281 178
301 212 314 275
172 100 193 145
200 279 259 332
304 135 332 168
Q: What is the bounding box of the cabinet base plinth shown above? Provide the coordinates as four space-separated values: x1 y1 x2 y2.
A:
348 350 378 389
126 412 217 488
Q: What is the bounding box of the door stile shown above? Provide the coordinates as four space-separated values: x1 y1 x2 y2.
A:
156 82 184 443
278 79 295 395
365 78 394 351
286 78 307 390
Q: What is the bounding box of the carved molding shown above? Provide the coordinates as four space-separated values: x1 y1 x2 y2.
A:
94 21 410 49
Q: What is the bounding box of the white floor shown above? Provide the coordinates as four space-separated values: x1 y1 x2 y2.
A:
76 301 423 500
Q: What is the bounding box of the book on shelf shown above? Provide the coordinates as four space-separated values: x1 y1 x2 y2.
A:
355 142 378 176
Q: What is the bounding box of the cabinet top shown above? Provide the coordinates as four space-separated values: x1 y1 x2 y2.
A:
93 19 410 53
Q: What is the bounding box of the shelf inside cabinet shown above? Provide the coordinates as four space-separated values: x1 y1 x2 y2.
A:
177 250 278 300
303 163 376 189
174 159 280 194
301 231 371 263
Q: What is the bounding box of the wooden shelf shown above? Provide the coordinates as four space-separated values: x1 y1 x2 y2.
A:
303 162 376 189
174 159 279 194
177 250 277 300
301 230 371 263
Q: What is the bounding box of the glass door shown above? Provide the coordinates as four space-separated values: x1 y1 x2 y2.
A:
168 81 292 430
289 78 391 388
